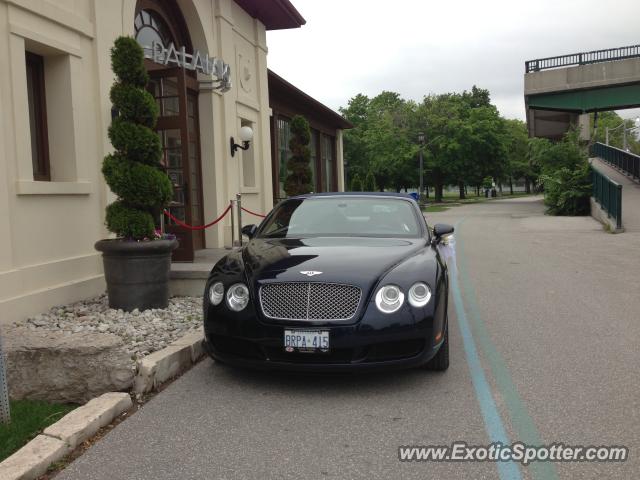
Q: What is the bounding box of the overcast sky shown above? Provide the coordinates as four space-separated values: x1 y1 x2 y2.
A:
266 0 640 121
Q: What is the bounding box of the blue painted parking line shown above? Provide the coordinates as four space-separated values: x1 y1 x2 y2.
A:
449 220 522 480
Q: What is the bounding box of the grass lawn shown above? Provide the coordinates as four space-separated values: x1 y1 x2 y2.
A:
0 399 76 462
421 192 535 214
423 205 450 213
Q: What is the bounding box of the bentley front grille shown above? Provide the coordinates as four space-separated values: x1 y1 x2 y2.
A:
259 282 362 321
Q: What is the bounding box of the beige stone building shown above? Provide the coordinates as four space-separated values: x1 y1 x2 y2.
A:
0 0 348 325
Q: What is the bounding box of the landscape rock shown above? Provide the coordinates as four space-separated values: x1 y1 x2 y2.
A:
3 326 134 404
12 294 202 361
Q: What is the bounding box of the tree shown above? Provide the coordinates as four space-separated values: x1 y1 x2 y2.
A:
284 115 313 196
350 174 363 192
503 119 530 194
590 111 640 154
341 91 417 192
363 171 377 191
103 37 172 240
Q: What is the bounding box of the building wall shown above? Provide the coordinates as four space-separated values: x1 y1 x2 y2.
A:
0 0 274 325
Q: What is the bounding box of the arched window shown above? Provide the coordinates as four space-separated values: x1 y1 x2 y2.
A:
134 9 175 50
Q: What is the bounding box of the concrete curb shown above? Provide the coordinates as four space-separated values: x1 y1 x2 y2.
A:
133 329 204 394
0 392 132 480
590 197 624 233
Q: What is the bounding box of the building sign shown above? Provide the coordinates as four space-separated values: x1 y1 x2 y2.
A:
143 42 231 92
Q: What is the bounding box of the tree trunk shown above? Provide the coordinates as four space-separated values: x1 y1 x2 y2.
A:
476 185 480 197
525 178 531 194
509 176 514 195
458 181 465 200
498 183 503 195
435 183 443 203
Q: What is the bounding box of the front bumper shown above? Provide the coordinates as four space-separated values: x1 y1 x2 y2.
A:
203 306 444 372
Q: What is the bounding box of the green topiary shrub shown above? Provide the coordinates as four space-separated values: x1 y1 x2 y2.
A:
103 37 172 240
110 37 149 87
108 118 162 165
350 174 363 192
284 115 313 197
110 83 158 128
106 201 156 239
363 171 377 192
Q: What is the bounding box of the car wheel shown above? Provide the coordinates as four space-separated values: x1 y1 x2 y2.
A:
424 321 449 371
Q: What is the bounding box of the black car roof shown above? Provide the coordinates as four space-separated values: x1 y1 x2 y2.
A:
289 192 415 200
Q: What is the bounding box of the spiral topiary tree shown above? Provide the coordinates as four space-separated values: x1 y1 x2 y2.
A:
103 37 172 240
284 115 313 197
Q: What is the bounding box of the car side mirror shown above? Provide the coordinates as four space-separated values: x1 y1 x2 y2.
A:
433 223 454 241
241 224 257 239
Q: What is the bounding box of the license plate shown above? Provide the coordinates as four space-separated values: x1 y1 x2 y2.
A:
284 330 329 353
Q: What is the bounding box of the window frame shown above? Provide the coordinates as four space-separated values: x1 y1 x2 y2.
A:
25 51 50 181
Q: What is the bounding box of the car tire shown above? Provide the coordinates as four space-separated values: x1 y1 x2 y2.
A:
424 321 449 371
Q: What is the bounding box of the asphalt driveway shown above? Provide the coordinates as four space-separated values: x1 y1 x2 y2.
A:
58 196 640 480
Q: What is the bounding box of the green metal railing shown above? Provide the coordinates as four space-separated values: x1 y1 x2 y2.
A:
591 142 640 179
591 166 622 230
525 44 640 73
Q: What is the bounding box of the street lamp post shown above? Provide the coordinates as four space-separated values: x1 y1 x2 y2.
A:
418 132 425 201
606 116 640 150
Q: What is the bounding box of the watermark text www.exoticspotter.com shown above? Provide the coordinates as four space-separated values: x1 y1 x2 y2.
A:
398 442 628 465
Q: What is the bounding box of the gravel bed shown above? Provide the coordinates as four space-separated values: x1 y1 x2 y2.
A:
13 294 203 360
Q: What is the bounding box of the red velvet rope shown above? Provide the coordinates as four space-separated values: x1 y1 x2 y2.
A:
241 206 267 218
163 204 232 230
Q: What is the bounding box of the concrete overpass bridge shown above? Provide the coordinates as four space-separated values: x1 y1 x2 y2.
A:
525 44 640 139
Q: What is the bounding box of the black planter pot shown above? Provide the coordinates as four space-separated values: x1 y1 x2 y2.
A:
95 238 178 311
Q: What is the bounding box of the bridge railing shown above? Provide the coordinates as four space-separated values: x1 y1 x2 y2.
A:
590 142 640 179
525 44 640 73
591 166 622 230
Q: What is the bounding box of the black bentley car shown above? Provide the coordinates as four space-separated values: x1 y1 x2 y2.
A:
202 193 454 372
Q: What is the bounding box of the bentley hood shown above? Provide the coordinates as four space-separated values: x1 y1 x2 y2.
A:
242 237 429 287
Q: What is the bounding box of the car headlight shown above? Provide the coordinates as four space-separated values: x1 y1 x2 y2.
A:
208 281 224 306
375 285 404 314
226 283 250 312
408 282 432 307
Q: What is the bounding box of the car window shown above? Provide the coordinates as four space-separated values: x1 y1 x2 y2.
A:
259 197 422 238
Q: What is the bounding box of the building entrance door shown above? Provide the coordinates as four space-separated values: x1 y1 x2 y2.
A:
148 67 204 262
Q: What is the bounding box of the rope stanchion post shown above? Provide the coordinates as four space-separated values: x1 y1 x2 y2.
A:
236 193 242 247
230 199 235 247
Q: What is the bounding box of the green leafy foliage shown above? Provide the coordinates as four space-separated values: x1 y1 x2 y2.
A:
111 36 148 87
590 111 640 154
534 129 591 215
103 36 171 240
284 115 313 196
108 118 162 165
342 86 511 201
102 154 172 208
110 83 159 128
106 201 157 239
541 164 591 215
363 171 377 191
350 173 363 191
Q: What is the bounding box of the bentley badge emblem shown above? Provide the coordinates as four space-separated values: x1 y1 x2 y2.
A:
300 271 323 277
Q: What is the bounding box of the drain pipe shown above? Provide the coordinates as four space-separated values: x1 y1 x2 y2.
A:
0 333 10 424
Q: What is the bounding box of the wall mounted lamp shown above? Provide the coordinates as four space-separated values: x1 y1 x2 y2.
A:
230 126 254 157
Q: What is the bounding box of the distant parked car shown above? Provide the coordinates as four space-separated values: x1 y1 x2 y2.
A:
202 193 454 372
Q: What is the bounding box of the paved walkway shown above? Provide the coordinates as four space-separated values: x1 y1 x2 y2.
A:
591 157 640 232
